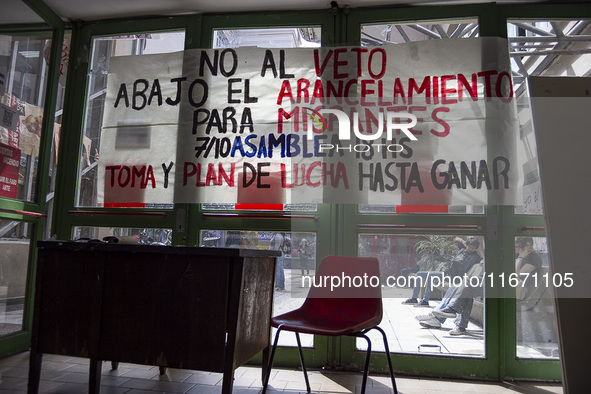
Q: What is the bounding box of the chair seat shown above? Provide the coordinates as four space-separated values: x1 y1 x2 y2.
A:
272 308 382 336
262 256 397 394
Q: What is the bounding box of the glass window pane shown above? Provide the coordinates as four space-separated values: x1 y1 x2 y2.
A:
209 27 321 213
515 236 559 359
0 219 31 337
73 226 172 245
361 18 479 47
508 20 591 95
358 204 484 214
76 31 185 208
360 19 483 215
201 203 318 212
213 28 321 49
357 233 485 358
0 34 53 202
508 20 591 215
45 34 71 238
199 229 317 348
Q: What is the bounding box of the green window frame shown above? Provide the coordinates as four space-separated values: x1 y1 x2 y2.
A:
6 1 591 382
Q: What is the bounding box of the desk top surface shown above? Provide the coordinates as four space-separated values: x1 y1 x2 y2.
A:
37 240 281 257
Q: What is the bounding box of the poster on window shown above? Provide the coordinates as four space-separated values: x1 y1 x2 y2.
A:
0 94 43 157
0 143 19 199
98 37 520 207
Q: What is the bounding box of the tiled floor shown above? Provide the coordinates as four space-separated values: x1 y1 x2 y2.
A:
0 351 563 393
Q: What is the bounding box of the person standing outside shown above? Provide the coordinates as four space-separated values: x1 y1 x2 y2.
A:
270 232 286 291
515 236 542 301
299 238 312 276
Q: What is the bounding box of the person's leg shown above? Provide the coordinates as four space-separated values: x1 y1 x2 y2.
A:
439 277 483 333
422 272 443 301
432 285 461 322
416 285 462 326
454 298 474 330
275 255 285 290
434 295 464 318
431 285 478 334
411 271 429 299
403 272 428 304
400 267 411 278
446 298 474 335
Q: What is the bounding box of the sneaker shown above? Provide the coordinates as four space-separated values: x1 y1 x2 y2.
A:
432 307 457 319
402 297 418 305
415 313 434 321
419 317 442 329
414 299 430 308
449 327 467 336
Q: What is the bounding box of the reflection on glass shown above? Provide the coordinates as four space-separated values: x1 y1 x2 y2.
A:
45 34 71 239
201 203 318 212
208 27 321 213
357 233 486 358
361 19 479 47
360 20 484 215
73 226 172 245
0 220 31 337
77 32 185 208
515 236 559 359
508 20 591 215
199 229 317 348
0 34 54 202
358 204 484 214
213 28 321 49
508 20 591 97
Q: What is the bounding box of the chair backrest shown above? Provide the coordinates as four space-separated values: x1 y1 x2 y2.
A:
305 256 382 298
299 255 383 329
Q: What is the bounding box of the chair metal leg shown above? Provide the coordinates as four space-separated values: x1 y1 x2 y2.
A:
295 332 311 393
358 333 372 394
262 326 283 394
264 326 395 394
374 326 398 394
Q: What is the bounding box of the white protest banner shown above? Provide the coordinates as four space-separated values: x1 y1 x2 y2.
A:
99 37 520 207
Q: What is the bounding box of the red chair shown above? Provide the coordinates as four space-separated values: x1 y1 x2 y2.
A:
262 255 398 394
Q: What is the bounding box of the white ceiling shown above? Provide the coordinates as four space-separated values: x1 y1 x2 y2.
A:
8 0 546 24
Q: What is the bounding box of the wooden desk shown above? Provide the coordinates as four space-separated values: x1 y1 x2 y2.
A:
28 241 278 394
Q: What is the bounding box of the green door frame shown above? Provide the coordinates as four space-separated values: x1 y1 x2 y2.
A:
335 4 506 379
339 204 499 379
339 1 591 380
490 2 591 381
49 15 199 242
48 8 340 369
495 0 591 378
193 9 339 369
0 0 64 357
194 204 335 369
500 206 559 380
